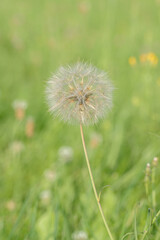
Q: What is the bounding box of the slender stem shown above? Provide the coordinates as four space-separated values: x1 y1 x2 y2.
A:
144 164 151 207
80 124 114 240
152 165 156 210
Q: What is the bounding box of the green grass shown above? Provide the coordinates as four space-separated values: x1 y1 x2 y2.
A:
0 0 160 239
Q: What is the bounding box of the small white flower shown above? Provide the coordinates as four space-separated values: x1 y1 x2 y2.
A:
44 169 56 182
39 190 51 205
72 231 88 240
153 157 158 166
12 100 28 110
153 157 158 162
58 146 73 163
146 163 150 168
12 100 28 120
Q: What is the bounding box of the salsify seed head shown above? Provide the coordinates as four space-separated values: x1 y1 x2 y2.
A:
46 62 114 125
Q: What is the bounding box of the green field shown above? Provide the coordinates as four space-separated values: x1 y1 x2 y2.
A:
0 0 160 239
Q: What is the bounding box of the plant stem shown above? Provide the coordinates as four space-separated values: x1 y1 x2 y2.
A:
80 124 114 240
144 164 151 206
152 165 156 210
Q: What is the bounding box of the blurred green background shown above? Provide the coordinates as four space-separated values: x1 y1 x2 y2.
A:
0 0 160 239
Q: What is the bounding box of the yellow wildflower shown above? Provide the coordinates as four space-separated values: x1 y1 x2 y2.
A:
129 57 137 66
140 54 148 63
140 52 158 65
147 52 158 65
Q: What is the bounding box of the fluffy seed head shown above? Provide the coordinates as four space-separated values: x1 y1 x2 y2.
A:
46 62 113 125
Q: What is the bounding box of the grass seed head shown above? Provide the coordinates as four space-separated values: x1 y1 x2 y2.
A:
46 62 113 125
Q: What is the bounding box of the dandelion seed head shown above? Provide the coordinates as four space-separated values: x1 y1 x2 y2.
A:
46 62 113 125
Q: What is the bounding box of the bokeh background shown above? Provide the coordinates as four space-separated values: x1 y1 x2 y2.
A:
0 0 160 239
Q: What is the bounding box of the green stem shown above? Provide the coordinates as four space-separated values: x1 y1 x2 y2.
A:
152 166 156 210
80 124 114 240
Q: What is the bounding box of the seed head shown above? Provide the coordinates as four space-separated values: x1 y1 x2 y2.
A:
58 146 74 163
46 62 113 125
72 231 88 240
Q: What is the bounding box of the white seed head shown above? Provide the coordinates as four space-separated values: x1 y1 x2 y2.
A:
9 141 25 155
72 231 88 240
44 169 57 182
39 190 51 205
46 62 113 125
39 190 51 200
58 146 73 163
12 100 28 110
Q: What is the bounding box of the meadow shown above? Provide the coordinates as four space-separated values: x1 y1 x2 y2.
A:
0 0 160 239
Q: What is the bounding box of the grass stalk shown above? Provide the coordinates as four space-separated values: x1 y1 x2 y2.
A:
152 158 157 210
